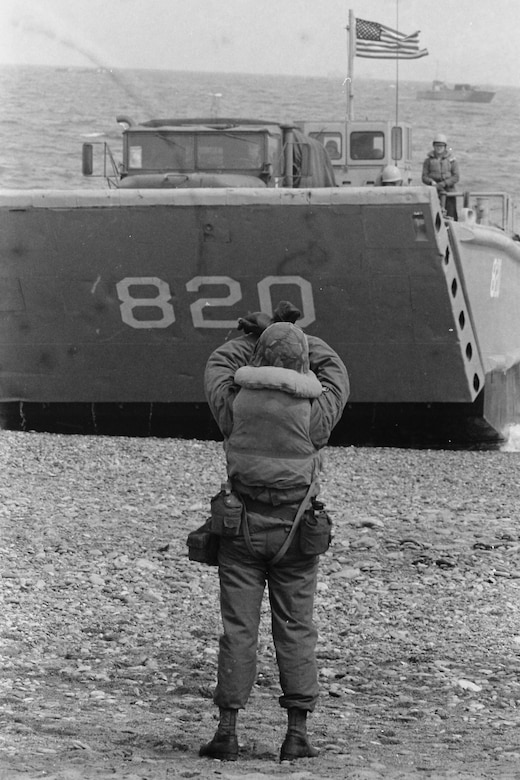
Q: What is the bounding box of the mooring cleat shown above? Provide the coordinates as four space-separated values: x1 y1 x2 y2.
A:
280 734 319 761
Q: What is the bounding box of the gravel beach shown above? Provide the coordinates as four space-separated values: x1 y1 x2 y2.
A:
1 429 520 780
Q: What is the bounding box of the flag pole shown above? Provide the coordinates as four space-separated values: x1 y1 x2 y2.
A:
394 0 400 155
345 9 355 121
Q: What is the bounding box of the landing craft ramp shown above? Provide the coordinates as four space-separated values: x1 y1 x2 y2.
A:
0 185 514 443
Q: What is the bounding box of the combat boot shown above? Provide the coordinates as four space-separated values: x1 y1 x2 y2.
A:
199 707 239 761
199 732 238 761
279 708 319 761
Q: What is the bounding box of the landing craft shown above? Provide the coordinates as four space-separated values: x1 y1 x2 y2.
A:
2 106 520 446
416 80 496 104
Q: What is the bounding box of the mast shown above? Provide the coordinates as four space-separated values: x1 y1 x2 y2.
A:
394 0 400 146
345 9 355 121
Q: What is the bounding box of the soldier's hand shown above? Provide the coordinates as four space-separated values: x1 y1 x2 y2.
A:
237 300 302 336
237 312 272 336
272 300 301 324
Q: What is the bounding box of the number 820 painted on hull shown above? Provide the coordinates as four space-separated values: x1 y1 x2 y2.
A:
116 275 316 329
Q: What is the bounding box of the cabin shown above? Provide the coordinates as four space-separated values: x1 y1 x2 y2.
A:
296 119 413 186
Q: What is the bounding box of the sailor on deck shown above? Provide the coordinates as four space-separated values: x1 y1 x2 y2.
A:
379 165 403 186
422 133 460 219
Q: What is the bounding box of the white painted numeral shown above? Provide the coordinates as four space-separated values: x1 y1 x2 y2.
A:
257 276 316 327
116 277 175 328
186 276 242 328
117 274 317 329
490 258 502 298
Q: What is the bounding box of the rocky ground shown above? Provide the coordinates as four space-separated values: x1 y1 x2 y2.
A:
1 430 520 780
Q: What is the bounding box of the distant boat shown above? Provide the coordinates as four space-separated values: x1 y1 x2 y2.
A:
416 80 495 103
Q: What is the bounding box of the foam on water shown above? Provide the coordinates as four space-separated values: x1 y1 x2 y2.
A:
500 424 520 452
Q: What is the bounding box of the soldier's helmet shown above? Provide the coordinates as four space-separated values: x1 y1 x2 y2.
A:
381 164 403 184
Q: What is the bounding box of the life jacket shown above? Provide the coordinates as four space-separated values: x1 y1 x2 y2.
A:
425 151 457 188
225 364 322 500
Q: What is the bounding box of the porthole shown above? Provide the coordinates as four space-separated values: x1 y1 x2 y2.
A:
459 311 465 329
451 278 458 297
473 374 480 392
444 248 450 266
466 343 473 360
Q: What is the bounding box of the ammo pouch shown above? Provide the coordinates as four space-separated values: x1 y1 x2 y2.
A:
187 518 220 566
210 484 243 537
299 503 332 556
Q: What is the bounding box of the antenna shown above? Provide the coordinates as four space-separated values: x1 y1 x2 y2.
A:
394 0 400 161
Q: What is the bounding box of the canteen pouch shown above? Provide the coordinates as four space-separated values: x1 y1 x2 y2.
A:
299 504 332 556
187 518 220 566
210 484 243 537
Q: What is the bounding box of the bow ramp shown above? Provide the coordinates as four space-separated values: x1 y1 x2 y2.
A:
0 185 518 442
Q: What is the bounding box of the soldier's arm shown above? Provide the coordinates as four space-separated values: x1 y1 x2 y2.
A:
204 335 257 437
307 335 350 448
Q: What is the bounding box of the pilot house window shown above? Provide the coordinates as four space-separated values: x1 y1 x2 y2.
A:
350 132 384 160
309 132 343 160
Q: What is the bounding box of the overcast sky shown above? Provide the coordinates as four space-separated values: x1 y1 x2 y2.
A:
0 0 518 86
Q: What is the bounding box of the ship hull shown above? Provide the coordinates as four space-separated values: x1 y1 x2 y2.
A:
0 398 502 448
416 90 495 103
1 187 519 444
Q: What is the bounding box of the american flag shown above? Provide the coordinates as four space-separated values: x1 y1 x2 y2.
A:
355 17 428 59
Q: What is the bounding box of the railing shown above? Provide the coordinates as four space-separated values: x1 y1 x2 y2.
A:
454 191 514 233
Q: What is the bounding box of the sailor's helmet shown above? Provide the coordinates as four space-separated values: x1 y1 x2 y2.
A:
381 164 403 184
433 133 447 145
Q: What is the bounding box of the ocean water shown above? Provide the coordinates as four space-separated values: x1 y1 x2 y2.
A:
1 64 519 208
